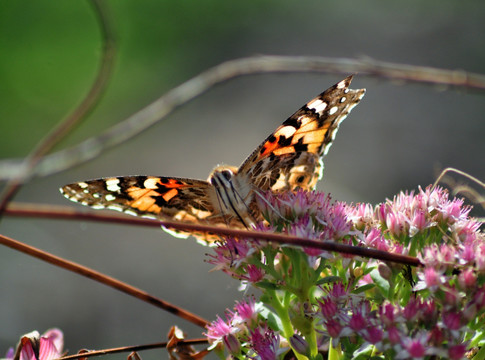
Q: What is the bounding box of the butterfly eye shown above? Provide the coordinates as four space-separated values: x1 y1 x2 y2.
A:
221 169 233 180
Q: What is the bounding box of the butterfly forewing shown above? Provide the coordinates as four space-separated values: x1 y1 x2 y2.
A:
61 176 215 220
238 75 365 192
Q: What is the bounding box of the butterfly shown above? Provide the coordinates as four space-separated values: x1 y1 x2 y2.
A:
61 76 365 243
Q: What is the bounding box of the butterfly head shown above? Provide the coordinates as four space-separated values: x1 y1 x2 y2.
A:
208 165 255 228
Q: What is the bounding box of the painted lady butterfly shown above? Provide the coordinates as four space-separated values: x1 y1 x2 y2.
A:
61 76 365 243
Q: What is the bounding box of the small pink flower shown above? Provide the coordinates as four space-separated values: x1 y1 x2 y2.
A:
7 329 63 360
385 210 408 238
234 297 258 325
363 326 383 345
448 343 467 360
409 209 427 236
428 326 444 346
439 198 466 224
387 326 401 344
357 273 373 286
376 203 388 224
402 336 426 358
241 264 265 283
327 282 348 299
348 311 367 331
325 319 342 338
364 228 389 251
458 268 476 290
348 202 375 230
414 267 443 291
249 326 281 360
458 242 476 265
379 303 396 326
205 314 238 344
319 297 338 319
442 311 462 331
402 298 420 321
420 300 438 324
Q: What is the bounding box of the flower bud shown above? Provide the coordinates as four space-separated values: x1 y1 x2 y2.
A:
289 334 310 356
378 263 392 280
223 334 240 355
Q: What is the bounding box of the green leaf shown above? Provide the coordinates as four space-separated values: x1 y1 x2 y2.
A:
267 312 283 332
256 281 279 290
351 344 373 359
352 283 376 294
316 276 341 286
370 268 390 298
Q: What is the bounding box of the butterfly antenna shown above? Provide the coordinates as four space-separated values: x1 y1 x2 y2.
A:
252 189 289 223
213 184 250 230
227 181 262 229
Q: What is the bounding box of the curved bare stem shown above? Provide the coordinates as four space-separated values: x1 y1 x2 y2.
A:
0 232 210 328
0 0 116 214
0 56 484 182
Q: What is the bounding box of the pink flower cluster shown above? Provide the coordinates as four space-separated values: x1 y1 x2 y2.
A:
317 282 471 359
206 185 484 359
204 298 285 359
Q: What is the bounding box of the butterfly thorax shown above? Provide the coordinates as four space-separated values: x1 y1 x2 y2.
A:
208 165 256 228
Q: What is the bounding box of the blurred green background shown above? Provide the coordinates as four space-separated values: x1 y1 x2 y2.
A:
1 0 484 358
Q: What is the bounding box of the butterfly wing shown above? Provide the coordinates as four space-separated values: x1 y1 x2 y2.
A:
238 75 365 192
60 176 237 242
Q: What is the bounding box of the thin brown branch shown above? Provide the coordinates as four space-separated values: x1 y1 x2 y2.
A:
0 56 484 181
55 338 208 360
0 232 209 328
433 167 485 192
4 202 422 267
0 0 116 215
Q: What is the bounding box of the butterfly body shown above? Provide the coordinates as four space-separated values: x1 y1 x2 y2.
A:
61 76 366 243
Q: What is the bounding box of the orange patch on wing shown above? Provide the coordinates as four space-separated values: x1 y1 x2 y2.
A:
131 196 158 212
162 188 179 202
127 187 151 198
259 139 279 157
293 129 327 145
273 146 296 156
163 179 186 188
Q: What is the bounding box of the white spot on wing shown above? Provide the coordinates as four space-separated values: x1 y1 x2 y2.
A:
78 182 89 189
106 178 121 192
107 204 124 212
144 178 160 189
340 96 346 103
329 106 338 115
105 194 116 201
337 80 346 89
307 98 328 114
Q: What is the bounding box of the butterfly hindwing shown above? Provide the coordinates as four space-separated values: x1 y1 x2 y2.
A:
238 75 365 192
